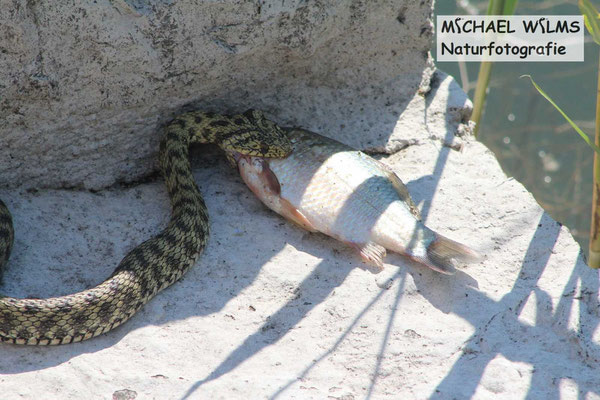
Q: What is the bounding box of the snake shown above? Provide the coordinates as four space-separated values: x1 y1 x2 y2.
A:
0 110 291 345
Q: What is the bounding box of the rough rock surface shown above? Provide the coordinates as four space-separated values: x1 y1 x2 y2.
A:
1 0 440 190
1 1 599 399
1 73 598 399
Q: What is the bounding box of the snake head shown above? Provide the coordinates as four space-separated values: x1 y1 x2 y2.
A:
224 110 292 159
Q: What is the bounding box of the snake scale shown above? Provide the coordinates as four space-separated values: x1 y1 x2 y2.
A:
0 110 291 345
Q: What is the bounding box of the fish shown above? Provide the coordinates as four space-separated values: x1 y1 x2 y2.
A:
231 128 481 274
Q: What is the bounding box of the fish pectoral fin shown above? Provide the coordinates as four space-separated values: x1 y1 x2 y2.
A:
279 198 318 232
348 241 387 271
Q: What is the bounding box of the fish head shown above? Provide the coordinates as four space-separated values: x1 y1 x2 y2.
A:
236 155 281 196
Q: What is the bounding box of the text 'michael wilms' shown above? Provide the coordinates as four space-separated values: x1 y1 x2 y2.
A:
436 16 584 62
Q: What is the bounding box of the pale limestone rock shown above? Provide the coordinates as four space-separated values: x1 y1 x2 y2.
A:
1 0 445 189
1 1 597 399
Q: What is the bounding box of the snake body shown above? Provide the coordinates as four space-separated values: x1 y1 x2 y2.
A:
0 110 291 345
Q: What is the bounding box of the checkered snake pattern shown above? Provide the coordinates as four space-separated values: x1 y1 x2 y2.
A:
0 110 291 345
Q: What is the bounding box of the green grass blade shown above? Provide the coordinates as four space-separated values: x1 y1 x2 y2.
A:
579 0 600 45
472 62 492 138
486 0 497 15
473 0 519 138
486 0 519 15
502 0 519 16
588 55 600 267
521 74 600 154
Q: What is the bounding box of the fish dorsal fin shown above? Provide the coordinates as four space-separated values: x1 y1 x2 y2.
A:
379 163 421 220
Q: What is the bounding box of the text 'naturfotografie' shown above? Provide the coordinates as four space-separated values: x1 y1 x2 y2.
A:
436 16 584 62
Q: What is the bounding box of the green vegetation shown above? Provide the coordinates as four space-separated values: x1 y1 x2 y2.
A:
521 0 600 268
471 0 519 137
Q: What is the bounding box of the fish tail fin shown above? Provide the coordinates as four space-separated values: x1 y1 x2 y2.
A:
421 234 482 275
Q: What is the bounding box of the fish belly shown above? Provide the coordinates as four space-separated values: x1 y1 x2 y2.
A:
238 133 419 251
